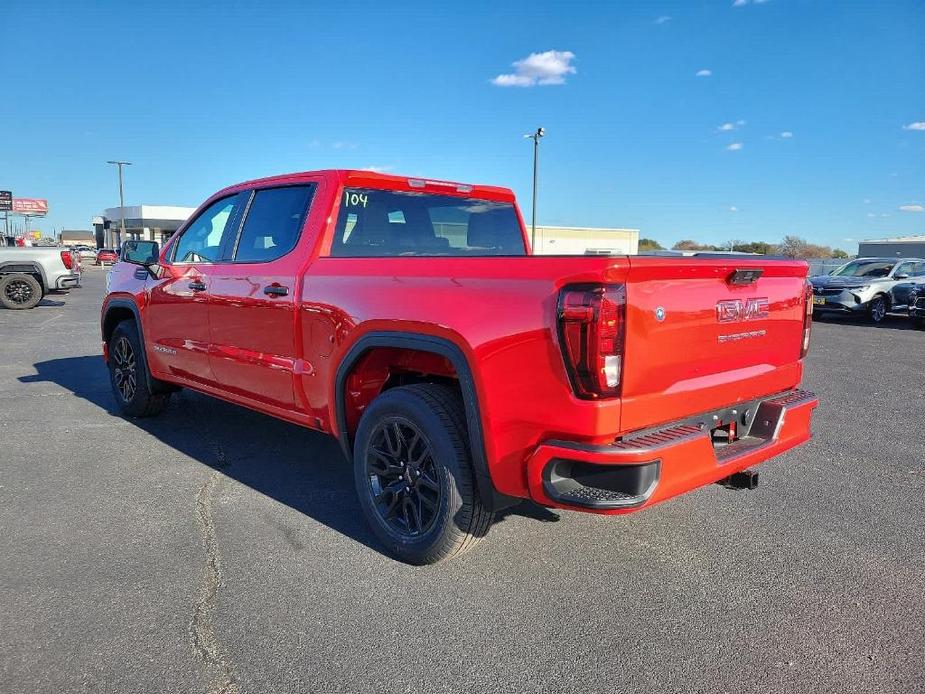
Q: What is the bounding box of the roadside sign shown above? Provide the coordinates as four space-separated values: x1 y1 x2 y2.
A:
0 191 11 211
12 198 48 215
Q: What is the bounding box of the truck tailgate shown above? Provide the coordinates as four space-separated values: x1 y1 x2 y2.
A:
620 257 809 432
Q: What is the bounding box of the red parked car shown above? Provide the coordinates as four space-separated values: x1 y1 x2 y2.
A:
101 169 817 564
96 248 119 265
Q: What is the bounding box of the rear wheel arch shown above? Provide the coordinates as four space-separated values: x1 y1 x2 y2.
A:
0 262 46 293
335 331 511 511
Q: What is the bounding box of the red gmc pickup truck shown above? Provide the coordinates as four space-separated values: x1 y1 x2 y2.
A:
102 169 817 564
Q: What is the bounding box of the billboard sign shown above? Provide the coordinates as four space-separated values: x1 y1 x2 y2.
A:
12 198 49 215
0 191 11 211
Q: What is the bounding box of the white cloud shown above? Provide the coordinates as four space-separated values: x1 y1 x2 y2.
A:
361 165 393 173
733 0 748 5
866 213 876 218
863 198 872 204
718 120 746 132
331 141 358 150
737 119 747 125
654 15 671 24
491 50 576 87
727 142 744 151
696 69 712 77
899 204 924 213
903 122 925 131
729 206 739 212
780 131 793 138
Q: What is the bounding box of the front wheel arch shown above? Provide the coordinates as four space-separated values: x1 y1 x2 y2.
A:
102 302 178 394
867 294 889 322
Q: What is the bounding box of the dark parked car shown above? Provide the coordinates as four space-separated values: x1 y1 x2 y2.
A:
903 284 925 327
892 281 925 310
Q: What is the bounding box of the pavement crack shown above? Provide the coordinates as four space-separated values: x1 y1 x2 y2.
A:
190 464 239 694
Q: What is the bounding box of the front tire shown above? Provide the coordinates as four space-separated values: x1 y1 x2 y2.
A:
0 273 42 310
108 321 171 417
867 295 887 324
353 383 494 565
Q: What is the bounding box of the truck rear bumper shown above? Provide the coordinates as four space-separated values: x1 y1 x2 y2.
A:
526 389 817 514
55 272 81 289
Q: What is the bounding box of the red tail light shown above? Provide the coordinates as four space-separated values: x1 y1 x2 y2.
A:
801 280 813 358
557 284 626 399
60 250 73 270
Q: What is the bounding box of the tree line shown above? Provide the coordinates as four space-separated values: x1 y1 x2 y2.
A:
638 235 850 259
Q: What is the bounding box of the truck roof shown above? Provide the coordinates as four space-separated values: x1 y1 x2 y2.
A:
222 169 516 203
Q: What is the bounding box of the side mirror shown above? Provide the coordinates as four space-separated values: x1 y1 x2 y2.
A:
122 240 159 266
121 240 160 278
895 273 909 280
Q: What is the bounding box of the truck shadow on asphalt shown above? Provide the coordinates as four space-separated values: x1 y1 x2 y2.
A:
21 356 559 558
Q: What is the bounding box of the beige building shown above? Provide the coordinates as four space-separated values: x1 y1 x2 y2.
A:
59 230 96 247
532 226 639 255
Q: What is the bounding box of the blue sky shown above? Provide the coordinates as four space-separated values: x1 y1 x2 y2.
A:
2 0 923 251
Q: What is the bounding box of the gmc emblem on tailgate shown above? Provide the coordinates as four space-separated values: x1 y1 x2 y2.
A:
716 297 770 323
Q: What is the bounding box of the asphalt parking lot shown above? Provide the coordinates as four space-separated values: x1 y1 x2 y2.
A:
2 267 923 694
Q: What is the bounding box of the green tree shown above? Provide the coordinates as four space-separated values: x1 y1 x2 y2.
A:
732 241 776 255
831 248 850 259
672 239 715 251
638 238 664 251
779 235 833 259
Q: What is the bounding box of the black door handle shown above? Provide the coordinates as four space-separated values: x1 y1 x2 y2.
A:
188 281 206 292
263 285 289 296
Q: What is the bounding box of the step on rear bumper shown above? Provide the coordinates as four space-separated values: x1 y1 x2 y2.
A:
526 389 818 513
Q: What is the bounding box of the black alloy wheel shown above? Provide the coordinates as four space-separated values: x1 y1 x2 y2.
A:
5 278 34 305
111 335 138 404
0 274 42 309
353 383 494 564
365 418 441 537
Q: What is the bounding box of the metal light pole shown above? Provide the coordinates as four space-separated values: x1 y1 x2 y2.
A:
524 128 545 252
106 160 132 248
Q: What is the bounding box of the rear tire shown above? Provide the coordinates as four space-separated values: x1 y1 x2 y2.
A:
0 273 42 310
867 295 887 324
353 383 494 565
108 321 171 417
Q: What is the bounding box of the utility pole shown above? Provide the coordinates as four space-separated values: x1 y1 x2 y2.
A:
106 160 132 248
524 127 545 252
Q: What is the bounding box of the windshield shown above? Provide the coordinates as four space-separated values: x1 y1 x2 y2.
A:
830 260 894 278
329 188 526 257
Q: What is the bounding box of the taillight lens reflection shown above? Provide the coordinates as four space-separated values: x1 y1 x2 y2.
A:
60 250 73 270
558 284 626 399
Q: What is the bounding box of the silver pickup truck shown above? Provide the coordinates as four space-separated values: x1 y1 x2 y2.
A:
0 246 81 309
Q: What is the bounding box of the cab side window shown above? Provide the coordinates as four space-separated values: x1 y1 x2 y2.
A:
233 185 315 263
172 195 241 264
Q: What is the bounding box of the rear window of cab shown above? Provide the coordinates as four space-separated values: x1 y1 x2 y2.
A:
328 188 526 257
